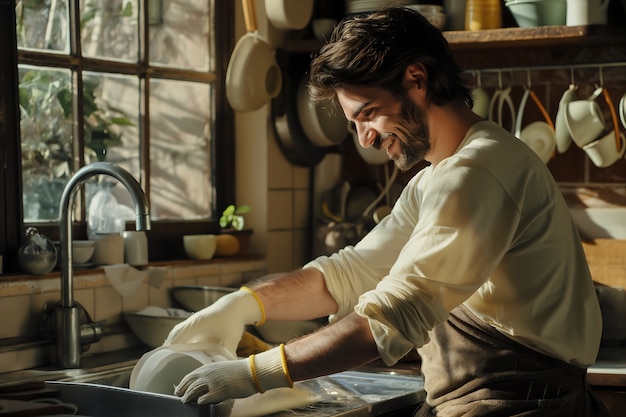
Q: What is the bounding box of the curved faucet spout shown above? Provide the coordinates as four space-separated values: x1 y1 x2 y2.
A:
57 162 150 368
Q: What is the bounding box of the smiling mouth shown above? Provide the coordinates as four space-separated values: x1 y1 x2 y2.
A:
377 133 396 153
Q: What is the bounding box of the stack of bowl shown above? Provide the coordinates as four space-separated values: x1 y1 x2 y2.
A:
505 0 566 27
407 4 447 29
345 0 415 15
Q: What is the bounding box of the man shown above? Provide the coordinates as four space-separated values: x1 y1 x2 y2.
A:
165 7 609 416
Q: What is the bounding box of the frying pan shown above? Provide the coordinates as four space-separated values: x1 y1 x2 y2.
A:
226 0 282 112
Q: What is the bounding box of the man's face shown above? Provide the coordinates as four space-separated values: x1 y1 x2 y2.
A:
336 85 431 171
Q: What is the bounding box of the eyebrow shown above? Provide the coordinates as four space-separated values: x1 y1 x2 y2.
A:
351 101 371 120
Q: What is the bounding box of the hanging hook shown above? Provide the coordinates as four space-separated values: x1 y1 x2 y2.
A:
475 70 483 88
525 69 532 90
497 70 503 90
569 67 575 86
597 65 605 88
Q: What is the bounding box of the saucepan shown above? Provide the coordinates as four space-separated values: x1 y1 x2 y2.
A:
226 0 282 112
265 0 314 30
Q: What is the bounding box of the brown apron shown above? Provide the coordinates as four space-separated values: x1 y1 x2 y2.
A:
412 305 611 417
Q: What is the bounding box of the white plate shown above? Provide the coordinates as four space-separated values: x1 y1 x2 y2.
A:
520 121 556 164
555 84 577 153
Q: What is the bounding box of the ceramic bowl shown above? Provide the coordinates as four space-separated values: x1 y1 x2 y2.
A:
505 0 566 27
183 234 217 260
170 286 235 311
124 307 192 348
72 240 95 264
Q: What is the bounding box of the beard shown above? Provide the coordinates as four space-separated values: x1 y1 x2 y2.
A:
375 93 431 171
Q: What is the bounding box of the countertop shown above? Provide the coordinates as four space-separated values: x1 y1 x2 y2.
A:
588 346 626 387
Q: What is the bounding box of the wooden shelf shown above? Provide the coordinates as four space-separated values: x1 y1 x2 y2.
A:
283 25 626 71
444 25 626 50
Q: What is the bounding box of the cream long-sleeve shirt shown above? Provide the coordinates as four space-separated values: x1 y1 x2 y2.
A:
305 121 602 368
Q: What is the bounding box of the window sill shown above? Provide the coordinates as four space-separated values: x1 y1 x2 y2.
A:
0 254 265 284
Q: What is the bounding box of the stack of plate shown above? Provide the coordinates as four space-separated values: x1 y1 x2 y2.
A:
345 0 416 15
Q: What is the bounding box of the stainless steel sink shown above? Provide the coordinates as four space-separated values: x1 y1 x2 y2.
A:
1 348 425 417
43 370 424 417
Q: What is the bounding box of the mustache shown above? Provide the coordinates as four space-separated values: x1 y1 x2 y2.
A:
373 132 396 150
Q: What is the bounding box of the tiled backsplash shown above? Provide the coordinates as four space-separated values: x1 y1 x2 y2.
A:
0 258 266 373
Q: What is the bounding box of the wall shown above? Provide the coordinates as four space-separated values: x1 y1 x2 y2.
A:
234 0 316 274
0 258 266 373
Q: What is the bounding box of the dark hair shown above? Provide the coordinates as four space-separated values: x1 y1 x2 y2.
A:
308 7 473 108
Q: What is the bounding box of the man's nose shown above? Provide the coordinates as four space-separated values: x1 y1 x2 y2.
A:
348 122 375 148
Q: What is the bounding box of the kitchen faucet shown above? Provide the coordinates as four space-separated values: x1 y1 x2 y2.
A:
55 162 150 368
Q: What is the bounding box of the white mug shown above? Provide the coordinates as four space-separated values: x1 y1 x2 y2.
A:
583 131 626 168
564 87 606 148
93 233 124 265
566 0 609 25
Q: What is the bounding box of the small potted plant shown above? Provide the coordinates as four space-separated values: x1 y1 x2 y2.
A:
219 204 253 255
219 204 251 231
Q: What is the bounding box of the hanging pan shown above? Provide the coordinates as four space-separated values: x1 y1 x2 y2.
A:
226 0 283 112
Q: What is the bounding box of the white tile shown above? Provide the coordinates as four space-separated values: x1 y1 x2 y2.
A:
0 295 30 339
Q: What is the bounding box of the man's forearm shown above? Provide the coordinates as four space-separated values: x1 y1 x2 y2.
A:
252 268 339 321
285 312 380 381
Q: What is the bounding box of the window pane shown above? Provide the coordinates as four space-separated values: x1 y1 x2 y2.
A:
16 0 70 53
149 79 212 219
149 0 210 70
19 66 73 222
80 0 139 62
82 72 140 172
82 72 141 219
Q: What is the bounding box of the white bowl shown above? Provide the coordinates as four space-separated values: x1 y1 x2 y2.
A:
124 307 192 348
183 234 217 260
170 286 235 311
72 240 95 264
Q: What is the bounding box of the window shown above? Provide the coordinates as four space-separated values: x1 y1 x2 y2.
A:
0 0 235 271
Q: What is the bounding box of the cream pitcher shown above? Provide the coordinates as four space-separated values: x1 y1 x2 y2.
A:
566 0 610 25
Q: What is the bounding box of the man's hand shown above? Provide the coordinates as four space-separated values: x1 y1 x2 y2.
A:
164 287 264 354
175 345 293 404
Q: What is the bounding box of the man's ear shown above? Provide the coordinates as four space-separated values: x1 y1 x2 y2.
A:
403 63 428 91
